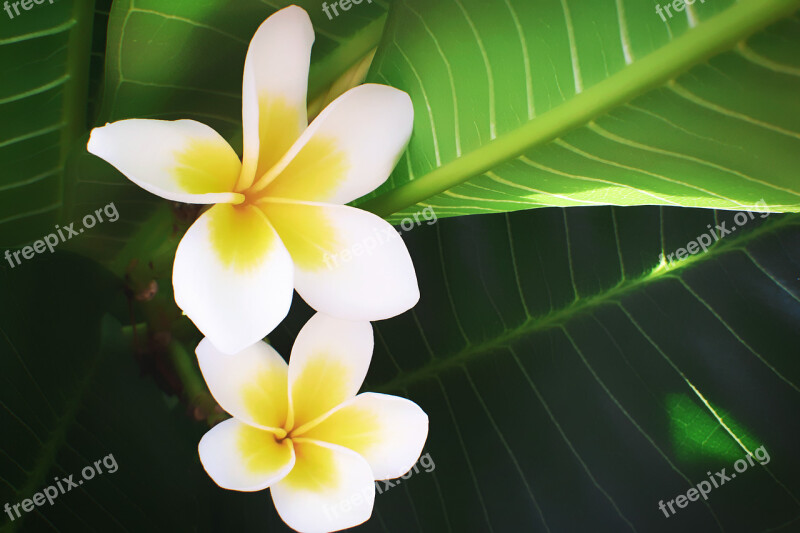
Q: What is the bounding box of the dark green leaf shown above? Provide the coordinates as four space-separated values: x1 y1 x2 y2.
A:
273 206 800 532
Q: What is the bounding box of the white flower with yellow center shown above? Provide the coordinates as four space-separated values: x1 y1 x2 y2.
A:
87 6 418 354
196 312 428 533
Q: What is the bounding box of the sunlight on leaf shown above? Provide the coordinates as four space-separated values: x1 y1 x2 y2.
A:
666 393 761 463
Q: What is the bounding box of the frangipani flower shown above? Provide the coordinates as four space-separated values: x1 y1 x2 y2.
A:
87 6 418 354
196 312 428 533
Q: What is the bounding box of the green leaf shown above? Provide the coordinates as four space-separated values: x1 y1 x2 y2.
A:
0 0 95 247
358 0 800 221
0 254 193 531
273 207 800 531
666 393 762 463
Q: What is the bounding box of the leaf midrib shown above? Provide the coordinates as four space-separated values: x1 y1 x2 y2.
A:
60 0 96 169
373 213 800 393
359 0 800 218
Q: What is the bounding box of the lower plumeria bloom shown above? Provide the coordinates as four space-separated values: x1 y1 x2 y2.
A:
196 312 429 533
87 6 418 355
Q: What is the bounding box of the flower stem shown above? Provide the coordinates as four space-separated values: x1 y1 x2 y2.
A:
167 340 225 426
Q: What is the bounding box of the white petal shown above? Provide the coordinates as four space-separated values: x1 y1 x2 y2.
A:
173 204 294 355
257 84 414 204
301 393 429 480
287 313 373 431
198 418 294 491
87 119 242 203
271 440 374 533
196 339 289 431
262 201 419 321
239 6 314 189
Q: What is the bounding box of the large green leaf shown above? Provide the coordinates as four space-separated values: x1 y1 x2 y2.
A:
358 0 800 221
0 0 94 247
271 207 800 532
0 254 193 531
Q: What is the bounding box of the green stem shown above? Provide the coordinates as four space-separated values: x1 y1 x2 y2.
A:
168 341 205 403
167 340 223 425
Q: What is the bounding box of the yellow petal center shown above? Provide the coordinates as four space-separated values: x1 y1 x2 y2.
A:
208 204 276 272
276 440 338 491
251 96 303 182
257 135 348 201
260 201 340 271
301 403 381 452
175 138 241 194
236 423 294 475
208 129 348 271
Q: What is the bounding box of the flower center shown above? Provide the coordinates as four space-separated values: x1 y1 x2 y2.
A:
235 183 268 207
273 424 306 444
272 427 288 441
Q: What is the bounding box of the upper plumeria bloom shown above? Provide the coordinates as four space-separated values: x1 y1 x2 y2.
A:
196 312 428 533
87 6 418 354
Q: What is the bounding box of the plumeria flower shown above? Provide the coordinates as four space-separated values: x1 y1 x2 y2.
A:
87 6 418 354
196 312 428 533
